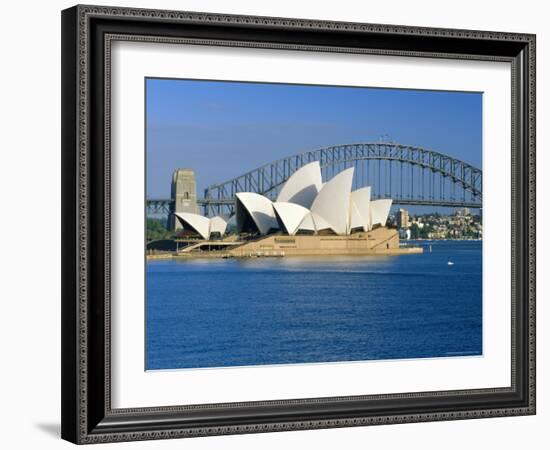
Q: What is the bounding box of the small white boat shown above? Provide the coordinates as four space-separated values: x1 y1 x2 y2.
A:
447 260 455 266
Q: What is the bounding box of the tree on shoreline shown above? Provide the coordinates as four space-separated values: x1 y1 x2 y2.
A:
147 218 174 241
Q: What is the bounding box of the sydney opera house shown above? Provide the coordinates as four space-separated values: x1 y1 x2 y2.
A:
173 162 418 256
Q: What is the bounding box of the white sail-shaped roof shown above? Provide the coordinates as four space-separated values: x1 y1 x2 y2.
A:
272 202 310 236
235 192 278 235
349 201 364 232
311 212 333 233
174 212 211 240
276 161 323 209
370 199 392 227
209 216 227 236
297 212 316 233
310 168 354 235
350 187 372 231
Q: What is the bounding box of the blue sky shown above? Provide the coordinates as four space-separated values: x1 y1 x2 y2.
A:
146 78 482 206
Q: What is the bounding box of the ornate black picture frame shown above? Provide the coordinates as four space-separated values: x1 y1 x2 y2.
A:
61 4 536 444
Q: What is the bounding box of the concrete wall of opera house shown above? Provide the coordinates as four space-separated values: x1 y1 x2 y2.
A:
228 227 421 257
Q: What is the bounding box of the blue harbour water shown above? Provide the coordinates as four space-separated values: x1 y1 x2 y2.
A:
146 241 482 370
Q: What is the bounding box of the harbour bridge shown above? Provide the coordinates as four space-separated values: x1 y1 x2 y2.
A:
147 142 482 217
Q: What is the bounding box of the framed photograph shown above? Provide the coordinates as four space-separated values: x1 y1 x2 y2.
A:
61 4 536 444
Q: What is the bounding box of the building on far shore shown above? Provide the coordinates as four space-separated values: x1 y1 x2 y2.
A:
455 207 471 217
397 208 410 230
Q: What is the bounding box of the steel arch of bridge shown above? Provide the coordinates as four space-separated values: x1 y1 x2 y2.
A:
200 142 482 217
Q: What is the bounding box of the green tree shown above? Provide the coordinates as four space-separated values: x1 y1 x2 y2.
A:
410 223 420 239
147 218 173 241
419 224 433 239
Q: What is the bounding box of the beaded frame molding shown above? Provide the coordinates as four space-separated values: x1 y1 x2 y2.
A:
61 4 536 444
